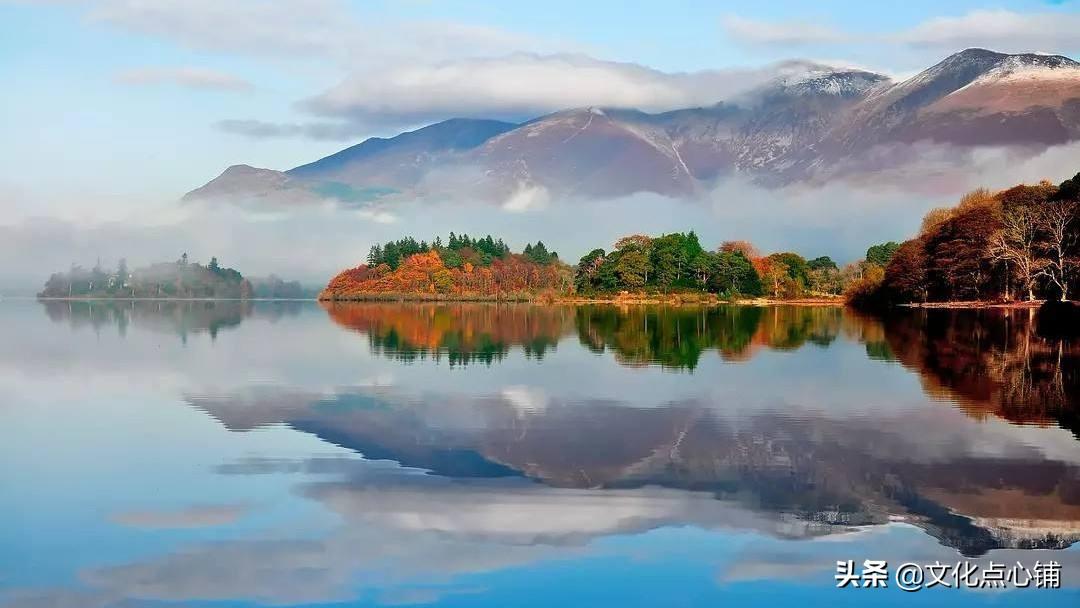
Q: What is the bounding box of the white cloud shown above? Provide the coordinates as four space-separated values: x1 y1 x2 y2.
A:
721 10 1080 56
90 0 575 65
721 15 850 46
215 119 365 140
303 53 834 126
354 207 398 224
92 0 353 58
501 183 550 213
114 66 253 92
894 9 1080 52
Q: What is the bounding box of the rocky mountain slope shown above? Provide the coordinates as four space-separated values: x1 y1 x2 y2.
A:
187 49 1080 204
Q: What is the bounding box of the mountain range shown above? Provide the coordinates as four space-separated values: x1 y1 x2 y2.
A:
186 49 1080 205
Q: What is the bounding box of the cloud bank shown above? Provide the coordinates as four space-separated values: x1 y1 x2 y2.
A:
723 9 1080 55
303 54 842 127
113 66 253 92
721 15 850 46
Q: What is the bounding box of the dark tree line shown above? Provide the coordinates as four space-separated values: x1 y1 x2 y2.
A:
366 233 558 270
852 172 1080 306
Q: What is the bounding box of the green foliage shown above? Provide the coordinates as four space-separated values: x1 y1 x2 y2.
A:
574 248 607 292
710 250 763 297
806 257 842 294
769 252 810 285
523 241 558 264
369 233 514 269
649 232 704 289
613 247 651 288
865 242 900 267
807 256 838 271
573 232 764 297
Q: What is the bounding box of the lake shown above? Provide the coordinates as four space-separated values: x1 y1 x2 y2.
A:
1 299 1079 607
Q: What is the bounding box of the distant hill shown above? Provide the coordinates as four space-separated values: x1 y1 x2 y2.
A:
186 49 1080 204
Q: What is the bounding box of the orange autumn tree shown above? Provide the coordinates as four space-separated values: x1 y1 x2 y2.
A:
321 246 571 300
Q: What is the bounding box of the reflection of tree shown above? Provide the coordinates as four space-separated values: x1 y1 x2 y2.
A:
39 299 302 341
880 308 1080 436
322 303 574 366
322 303 855 369
574 305 843 369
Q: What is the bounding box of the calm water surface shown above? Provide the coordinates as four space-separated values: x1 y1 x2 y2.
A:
1 300 1079 607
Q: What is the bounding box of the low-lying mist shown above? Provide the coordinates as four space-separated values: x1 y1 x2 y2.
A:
3 140 1078 296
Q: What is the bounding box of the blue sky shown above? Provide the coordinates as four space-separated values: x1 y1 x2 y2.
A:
3 0 1080 218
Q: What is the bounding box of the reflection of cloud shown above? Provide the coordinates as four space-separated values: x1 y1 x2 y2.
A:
7 510 571 607
110 504 248 529
718 523 1080 587
309 476 831 546
500 385 549 413
0 454 836 608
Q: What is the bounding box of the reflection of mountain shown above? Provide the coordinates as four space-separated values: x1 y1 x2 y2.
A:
40 299 303 340
882 308 1080 437
322 302 850 369
189 379 1080 557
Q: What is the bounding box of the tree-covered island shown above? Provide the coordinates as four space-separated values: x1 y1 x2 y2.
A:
39 254 314 299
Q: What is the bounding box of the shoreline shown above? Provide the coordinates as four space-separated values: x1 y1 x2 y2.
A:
318 293 847 306
31 297 317 302
898 300 1046 309
21 296 1063 310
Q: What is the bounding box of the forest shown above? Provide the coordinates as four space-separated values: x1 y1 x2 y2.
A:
850 171 1080 307
572 232 877 299
323 233 570 300
321 230 898 301
40 254 254 299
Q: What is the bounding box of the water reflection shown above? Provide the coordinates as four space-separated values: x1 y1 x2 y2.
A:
322 302 571 365
575 305 846 368
883 308 1080 437
40 299 303 340
323 302 856 369
4 300 1080 607
189 383 1080 557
